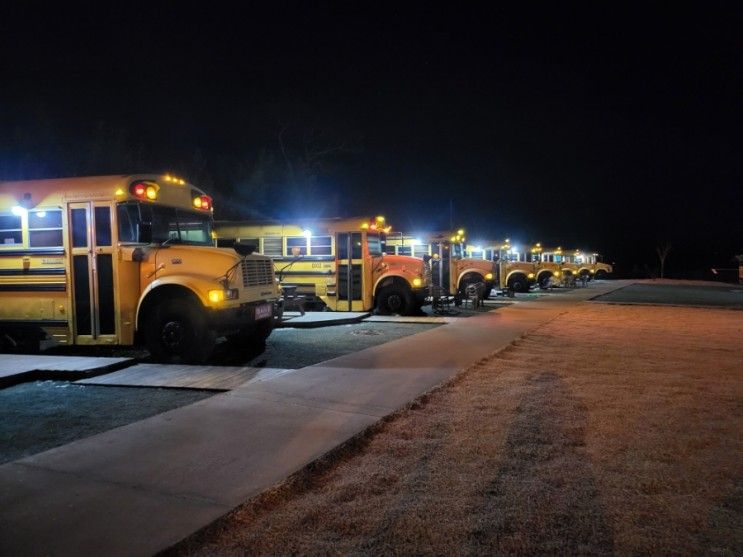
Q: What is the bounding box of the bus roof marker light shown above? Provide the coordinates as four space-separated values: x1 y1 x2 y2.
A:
302 229 312 238
11 205 27 217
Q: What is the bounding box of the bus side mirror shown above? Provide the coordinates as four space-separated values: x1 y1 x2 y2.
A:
234 241 257 256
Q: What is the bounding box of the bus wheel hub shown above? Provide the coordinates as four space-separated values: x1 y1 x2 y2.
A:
161 321 185 347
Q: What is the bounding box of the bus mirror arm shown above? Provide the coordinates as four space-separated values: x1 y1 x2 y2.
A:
278 255 303 282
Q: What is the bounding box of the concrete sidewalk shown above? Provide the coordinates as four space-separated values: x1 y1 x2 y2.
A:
0 355 133 388
0 281 629 556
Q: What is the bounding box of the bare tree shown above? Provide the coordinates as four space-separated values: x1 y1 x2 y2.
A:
656 243 672 279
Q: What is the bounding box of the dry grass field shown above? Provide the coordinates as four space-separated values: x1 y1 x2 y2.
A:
175 303 742 555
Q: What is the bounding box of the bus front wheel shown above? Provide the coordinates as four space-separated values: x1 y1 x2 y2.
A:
507 275 529 293
227 319 273 350
376 285 413 315
145 299 215 363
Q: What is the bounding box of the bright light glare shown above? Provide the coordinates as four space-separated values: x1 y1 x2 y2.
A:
11 206 26 216
208 290 225 303
302 229 312 238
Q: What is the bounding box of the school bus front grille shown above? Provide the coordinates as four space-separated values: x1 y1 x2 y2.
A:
240 259 274 287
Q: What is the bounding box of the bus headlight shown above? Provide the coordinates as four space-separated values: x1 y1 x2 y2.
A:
485 273 493 280
412 277 422 287
208 289 239 303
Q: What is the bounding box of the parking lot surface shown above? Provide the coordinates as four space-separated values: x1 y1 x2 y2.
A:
594 281 743 308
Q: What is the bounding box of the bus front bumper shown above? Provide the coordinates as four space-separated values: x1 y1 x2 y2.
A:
207 300 281 334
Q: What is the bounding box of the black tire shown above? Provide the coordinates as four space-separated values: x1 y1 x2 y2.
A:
145 299 215 363
376 285 413 315
227 318 273 348
595 270 608 280
507 274 529 293
538 274 552 290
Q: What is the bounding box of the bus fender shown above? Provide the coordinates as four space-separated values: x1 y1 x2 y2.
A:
373 273 415 295
505 270 529 284
135 277 209 333
456 268 487 290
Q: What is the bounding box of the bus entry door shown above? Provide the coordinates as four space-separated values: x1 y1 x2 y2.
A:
68 202 116 344
335 232 363 311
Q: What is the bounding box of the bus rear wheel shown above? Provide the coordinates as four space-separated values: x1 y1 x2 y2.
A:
376 285 413 315
145 299 215 363
538 274 552 290
595 270 608 280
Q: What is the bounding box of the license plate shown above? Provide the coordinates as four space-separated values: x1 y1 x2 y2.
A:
254 303 272 321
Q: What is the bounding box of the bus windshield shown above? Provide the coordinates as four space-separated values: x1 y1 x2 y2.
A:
367 232 384 256
117 202 213 246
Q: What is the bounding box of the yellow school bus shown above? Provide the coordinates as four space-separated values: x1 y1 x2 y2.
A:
466 238 536 292
214 216 430 315
591 253 613 279
386 229 496 300
532 244 565 288
0 174 280 362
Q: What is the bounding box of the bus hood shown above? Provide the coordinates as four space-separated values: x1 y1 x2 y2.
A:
381 254 427 273
151 245 270 284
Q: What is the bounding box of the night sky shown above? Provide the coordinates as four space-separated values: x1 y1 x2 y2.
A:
1 3 740 277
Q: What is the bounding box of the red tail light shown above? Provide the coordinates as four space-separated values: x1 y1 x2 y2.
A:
130 181 159 200
192 194 213 211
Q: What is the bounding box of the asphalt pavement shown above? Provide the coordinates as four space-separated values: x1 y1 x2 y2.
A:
593 281 743 308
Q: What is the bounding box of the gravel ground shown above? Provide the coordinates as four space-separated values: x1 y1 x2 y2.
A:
230 322 440 368
1 322 440 464
0 381 214 464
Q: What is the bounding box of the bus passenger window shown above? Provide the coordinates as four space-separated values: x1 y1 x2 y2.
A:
413 245 429 258
286 236 307 256
28 209 63 247
310 235 331 255
0 214 23 245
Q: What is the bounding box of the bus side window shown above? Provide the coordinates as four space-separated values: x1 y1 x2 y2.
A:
28 209 63 247
0 213 23 245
